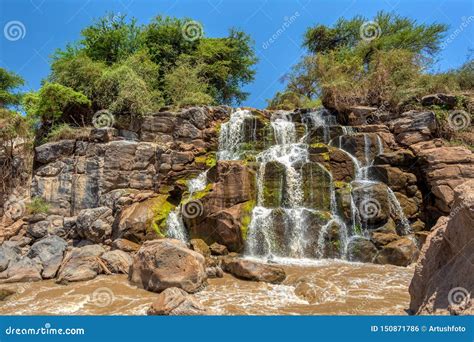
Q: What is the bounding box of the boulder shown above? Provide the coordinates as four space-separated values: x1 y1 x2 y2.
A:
0 257 42 283
76 207 114 244
147 287 208 316
221 258 286 283
209 242 228 256
27 215 66 239
129 239 207 293
190 239 211 257
112 238 141 253
388 111 437 146
0 242 20 272
100 250 132 274
115 195 175 243
301 162 332 211
35 140 75 164
89 128 117 143
409 180 474 315
27 235 68 279
56 244 105 284
347 237 378 263
376 237 419 266
370 232 399 248
261 161 286 208
412 143 474 216
206 266 224 278
421 93 457 108
352 182 390 227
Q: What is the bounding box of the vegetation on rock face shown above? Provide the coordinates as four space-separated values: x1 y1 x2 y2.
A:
267 11 473 113
14 14 256 141
0 70 33 194
0 68 24 109
26 196 50 215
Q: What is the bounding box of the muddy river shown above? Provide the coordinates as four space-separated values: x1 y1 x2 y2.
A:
0 259 414 315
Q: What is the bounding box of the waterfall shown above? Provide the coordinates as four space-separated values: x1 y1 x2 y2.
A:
218 109 254 160
205 107 413 262
165 170 208 241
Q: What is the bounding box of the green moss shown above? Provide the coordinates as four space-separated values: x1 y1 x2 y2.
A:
334 181 349 189
205 153 217 168
194 155 207 167
148 196 175 238
240 199 256 240
191 183 214 200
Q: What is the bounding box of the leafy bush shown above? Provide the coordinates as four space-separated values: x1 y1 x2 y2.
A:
26 197 50 215
0 68 24 108
163 58 214 107
95 63 163 117
23 83 91 124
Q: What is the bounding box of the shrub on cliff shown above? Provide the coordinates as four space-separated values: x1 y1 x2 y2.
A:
163 58 214 107
267 11 474 113
23 83 92 126
46 13 256 116
0 68 24 109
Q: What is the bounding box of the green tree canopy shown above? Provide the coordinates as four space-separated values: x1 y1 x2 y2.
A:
0 67 24 108
303 11 447 58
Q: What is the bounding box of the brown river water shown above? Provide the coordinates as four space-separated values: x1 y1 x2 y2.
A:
0 259 414 315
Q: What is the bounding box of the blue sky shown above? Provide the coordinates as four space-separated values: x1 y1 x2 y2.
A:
0 0 473 109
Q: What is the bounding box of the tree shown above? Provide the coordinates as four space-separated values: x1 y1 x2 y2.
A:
194 29 257 104
0 67 24 108
303 11 447 59
164 57 214 106
80 13 142 64
23 83 91 125
142 16 198 69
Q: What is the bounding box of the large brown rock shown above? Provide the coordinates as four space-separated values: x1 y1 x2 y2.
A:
56 245 105 284
115 195 175 243
376 236 419 266
412 143 474 215
388 111 437 146
184 161 256 252
129 239 207 293
147 287 208 315
409 180 474 315
221 258 286 283
76 207 114 244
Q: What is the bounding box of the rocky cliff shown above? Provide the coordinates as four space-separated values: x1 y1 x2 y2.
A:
0 104 472 314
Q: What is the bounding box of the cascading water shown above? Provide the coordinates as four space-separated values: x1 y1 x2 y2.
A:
166 170 208 241
177 107 412 260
